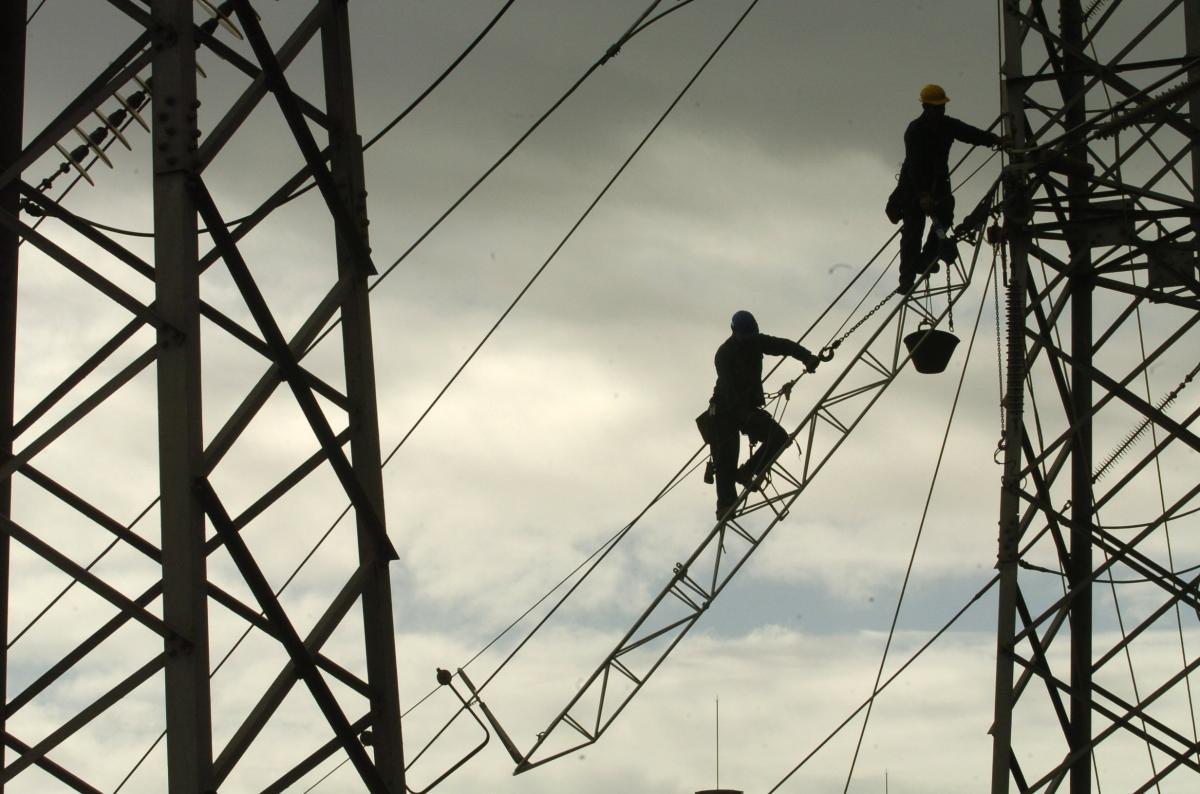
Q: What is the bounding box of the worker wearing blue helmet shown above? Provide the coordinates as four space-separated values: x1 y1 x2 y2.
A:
706 310 819 519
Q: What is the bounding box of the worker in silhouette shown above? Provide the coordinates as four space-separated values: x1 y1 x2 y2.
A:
891 84 1004 294
707 310 819 520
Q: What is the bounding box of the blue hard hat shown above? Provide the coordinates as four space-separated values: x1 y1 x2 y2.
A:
730 310 758 338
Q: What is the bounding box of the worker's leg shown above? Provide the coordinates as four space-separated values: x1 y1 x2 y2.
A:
710 418 740 517
738 409 790 485
934 195 957 263
920 193 958 270
898 203 926 290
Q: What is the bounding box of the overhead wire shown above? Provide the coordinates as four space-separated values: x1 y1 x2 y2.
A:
768 571 1002 793
841 235 997 793
26 0 50 24
386 75 1006 764
18 0 520 241
8 0 523 654
107 1 782 789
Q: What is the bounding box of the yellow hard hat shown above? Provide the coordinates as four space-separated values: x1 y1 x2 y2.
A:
919 84 950 105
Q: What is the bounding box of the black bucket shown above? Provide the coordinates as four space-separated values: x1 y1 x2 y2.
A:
903 327 960 374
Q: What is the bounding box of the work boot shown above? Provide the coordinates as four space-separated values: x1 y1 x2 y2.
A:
896 271 915 295
735 464 765 490
939 238 957 264
716 501 736 520
734 464 753 486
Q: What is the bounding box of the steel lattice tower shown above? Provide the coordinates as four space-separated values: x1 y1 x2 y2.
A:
1 2 405 791
992 0 1200 791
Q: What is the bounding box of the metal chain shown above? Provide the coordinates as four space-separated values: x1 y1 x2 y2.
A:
819 292 896 361
945 261 955 332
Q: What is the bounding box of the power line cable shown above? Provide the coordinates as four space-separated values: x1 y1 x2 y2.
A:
19 0 520 240
26 0 49 24
842 245 996 792
767 570 1003 793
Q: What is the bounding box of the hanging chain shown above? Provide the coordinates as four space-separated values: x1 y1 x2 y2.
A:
945 260 955 332
819 292 896 362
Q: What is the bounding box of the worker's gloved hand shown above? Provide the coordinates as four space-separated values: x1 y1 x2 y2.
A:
802 352 820 373
994 135 1013 151
918 192 934 214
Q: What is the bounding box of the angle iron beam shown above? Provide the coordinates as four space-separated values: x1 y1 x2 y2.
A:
1010 476 1200 647
225 427 352 532
1021 309 1200 471
211 567 366 785
992 2 1035 784
199 482 386 792
319 4 406 780
18 464 161 560
11 317 143 439
0 347 158 483
2 733 101 794
1091 569 1200 671
191 178 395 559
198 1 330 168
4 583 162 717
0 2 24 787
151 5 216 790
229 0 375 276
201 274 353 473
0 655 165 783
1010 0 1199 142
1048 344 1200 456
14 183 305 371
0 211 164 327
1015 590 1073 739
258 714 373 794
108 0 330 128
204 584 369 697
0 515 176 641
1016 652 1200 789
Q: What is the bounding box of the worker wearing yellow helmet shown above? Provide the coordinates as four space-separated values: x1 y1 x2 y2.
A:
887 83 1005 294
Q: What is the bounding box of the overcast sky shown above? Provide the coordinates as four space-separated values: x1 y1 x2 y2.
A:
10 1 1200 793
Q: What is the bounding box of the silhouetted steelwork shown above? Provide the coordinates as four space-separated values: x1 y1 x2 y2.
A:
459 251 980 774
992 1 1200 791
0 3 29 792
0 2 404 790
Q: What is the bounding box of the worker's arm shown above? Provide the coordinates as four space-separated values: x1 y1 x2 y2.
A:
948 117 1001 148
756 335 820 371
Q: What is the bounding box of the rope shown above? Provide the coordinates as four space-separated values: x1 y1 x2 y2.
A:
841 255 995 792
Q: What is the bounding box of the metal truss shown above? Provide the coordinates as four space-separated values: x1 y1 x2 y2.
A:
458 242 984 775
1 2 405 791
992 0 1200 792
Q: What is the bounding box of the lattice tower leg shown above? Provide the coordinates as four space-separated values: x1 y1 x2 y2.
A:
0 2 28 790
152 2 215 790
320 5 406 788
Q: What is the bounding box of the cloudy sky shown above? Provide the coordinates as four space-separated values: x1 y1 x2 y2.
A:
10 1 1200 792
